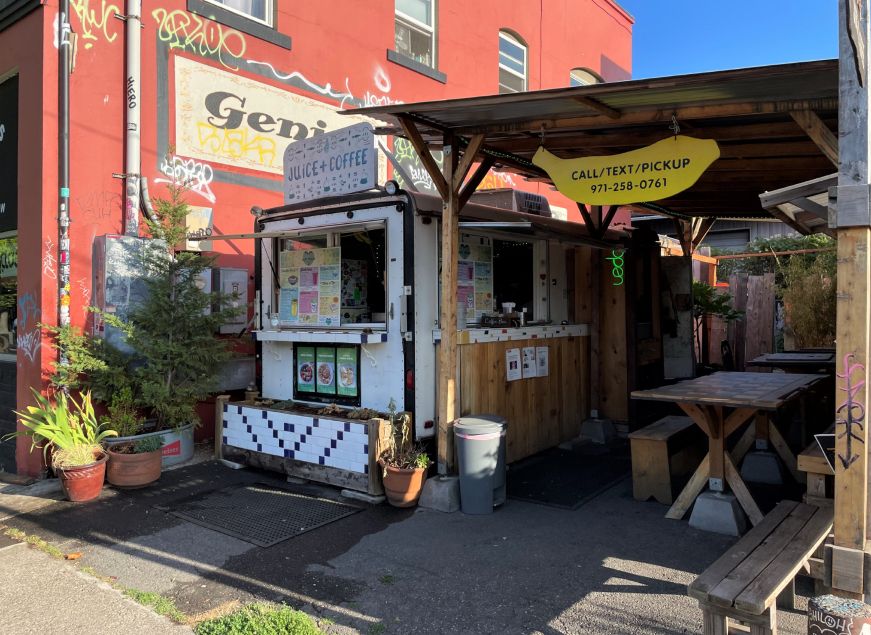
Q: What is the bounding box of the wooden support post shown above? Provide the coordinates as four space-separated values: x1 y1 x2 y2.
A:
214 395 230 459
830 0 871 599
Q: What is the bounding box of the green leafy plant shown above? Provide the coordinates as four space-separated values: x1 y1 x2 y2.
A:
110 435 163 455
104 385 145 438
194 603 322 635
4 389 117 468
781 254 836 348
692 281 743 366
379 398 431 473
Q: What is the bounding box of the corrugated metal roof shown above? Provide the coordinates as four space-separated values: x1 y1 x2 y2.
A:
343 60 839 223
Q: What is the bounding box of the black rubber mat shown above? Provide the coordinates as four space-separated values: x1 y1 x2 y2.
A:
156 483 363 547
507 442 631 510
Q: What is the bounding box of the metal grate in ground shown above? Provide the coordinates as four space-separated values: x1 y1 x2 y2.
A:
155 483 363 547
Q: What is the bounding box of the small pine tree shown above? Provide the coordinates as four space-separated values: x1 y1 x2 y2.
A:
125 182 240 429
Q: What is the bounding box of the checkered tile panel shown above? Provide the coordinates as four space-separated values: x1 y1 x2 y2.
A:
222 405 370 474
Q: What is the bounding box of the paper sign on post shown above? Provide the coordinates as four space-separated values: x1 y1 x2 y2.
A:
505 348 521 382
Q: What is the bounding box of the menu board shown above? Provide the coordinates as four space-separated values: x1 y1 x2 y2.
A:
279 247 341 326
316 347 336 394
296 346 316 392
457 236 493 324
336 347 359 398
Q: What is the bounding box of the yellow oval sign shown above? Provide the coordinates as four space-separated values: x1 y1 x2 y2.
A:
532 135 720 205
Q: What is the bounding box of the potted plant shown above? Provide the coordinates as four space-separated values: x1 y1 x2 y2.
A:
5 389 117 502
379 399 431 508
106 435 163 488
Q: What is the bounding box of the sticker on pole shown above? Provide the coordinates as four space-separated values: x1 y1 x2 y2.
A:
532 135 720 205
283 122 377 205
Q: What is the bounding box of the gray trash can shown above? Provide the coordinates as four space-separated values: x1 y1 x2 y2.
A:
454 415 507 514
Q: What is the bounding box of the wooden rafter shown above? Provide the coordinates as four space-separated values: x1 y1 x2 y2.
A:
790 110 839 166
572 95 621 119
397 116 450 199
458 156 496 209
692 218 716 249
577 203 619 240
452 134 486 191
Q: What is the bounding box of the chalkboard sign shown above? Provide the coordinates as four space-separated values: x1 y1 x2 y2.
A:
0 76 17 234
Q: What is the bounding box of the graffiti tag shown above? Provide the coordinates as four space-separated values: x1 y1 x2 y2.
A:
43 237 57 280
70 0 121 49
152 8 246 70
836 353 866 469
17 330 41 362
155 155 217 204
195 122 276 169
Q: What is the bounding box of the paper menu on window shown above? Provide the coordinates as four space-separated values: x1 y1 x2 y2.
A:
505 348 522 382
279 247 341 326
457 237 493 323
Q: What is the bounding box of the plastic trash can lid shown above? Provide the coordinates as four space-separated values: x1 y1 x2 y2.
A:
454 414 506 436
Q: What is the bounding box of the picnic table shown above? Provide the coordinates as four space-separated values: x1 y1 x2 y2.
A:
747 352 835 373
631 372 827 526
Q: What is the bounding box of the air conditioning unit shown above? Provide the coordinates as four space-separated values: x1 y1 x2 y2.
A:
470 188 552 217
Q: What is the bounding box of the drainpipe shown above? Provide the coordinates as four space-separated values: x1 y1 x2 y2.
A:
57 2 71 337
124 0 141 236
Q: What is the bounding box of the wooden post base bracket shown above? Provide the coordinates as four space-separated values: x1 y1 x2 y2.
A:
808 595 871 635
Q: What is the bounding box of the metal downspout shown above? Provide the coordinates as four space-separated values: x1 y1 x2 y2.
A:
124 0 141 235
57 2 71 339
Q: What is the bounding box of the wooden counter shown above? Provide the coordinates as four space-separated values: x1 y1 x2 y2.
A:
456 333 590 463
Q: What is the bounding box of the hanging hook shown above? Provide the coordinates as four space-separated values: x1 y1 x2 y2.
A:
540 124 546 146
669 113 680 138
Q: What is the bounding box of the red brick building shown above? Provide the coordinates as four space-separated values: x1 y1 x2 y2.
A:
0 0 632 475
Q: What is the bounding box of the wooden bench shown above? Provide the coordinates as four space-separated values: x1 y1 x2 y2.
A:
797 437 834 508
688 500 833 634
629 415 704 504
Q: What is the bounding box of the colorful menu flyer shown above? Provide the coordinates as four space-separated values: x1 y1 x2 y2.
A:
457 236 493 324
316 347 336 394
336 347 359 397
505 348 522 382
296 346 316 392
279 247 341 326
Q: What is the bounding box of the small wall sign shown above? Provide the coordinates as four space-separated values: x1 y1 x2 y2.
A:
532 135 720 205
283 122 377 205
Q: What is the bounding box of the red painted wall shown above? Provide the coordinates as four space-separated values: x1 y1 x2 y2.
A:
2 0 632 474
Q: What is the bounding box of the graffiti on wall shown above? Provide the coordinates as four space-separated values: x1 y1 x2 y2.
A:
42 237 57 280
152 8 247 71
70 0 121 49
155 155 217 204
836 353 866 469
16 293 40 363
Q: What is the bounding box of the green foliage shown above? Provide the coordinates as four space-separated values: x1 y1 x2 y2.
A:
714 234 836 285
194 603 322 635
105 386 145 438
692 282 743 322
132 435 164 454
379 399 430 471
42 324 108 392
781 254 837 348
5 389 117 468
123 589 187 624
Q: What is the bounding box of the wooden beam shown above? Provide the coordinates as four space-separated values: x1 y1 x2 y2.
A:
673 218 693 257
792 196 830 220
759 173 838 208
398 116 450 199
437 132 460 475
692 218 716 249
452 134 486 192
458 156 496 209
790 110 839 166
600 205 619 237
572 95 621 119
578 203 596 233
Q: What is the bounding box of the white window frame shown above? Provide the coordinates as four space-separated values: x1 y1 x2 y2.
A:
569 68 602 87
203 0 273 27
395 1 437 68
498 31 527 93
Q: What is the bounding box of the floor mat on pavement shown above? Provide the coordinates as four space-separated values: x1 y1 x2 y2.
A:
155 483 363 547
507 442 631 510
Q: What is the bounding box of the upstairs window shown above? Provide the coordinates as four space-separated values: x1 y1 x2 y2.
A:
395 0 436 68
499 31 527 94
569 67 603 87
204 0 271 26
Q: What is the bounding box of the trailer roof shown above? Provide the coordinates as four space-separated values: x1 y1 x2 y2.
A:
341 60 839 225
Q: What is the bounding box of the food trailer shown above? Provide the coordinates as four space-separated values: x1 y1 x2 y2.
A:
216 123 629 494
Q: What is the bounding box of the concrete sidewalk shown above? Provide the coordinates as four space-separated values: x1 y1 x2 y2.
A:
0 540 192 635
0 459 813 634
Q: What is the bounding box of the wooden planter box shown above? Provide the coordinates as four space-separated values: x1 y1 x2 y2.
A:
216 398 390 495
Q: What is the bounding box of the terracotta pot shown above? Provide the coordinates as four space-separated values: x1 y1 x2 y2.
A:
106 448 162 488
382 464 427 508
57 452 108 502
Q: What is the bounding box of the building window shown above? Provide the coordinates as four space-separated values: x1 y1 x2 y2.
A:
204 0 271 26
395 0 436 68
569 68 603 87
0 234 16 358
499 31 527 94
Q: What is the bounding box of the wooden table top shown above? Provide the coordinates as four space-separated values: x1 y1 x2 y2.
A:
748 352 835 368
631 371 827 410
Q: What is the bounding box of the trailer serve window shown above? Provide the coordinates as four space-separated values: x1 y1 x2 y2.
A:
274 223 387 328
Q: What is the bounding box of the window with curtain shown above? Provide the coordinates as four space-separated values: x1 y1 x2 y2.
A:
395 0 436 68
499 31 527 94
205 0 271 25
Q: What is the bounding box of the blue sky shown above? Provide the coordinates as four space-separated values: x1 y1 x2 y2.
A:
617 1 839 79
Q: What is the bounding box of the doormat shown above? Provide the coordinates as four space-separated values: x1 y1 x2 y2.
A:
155 483 363 547
507 442 631 510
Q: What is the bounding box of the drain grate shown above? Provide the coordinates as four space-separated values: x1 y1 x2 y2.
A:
156 483 363 547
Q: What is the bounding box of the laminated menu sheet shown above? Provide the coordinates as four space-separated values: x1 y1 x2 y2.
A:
457 235 493 324
279 247 341 326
